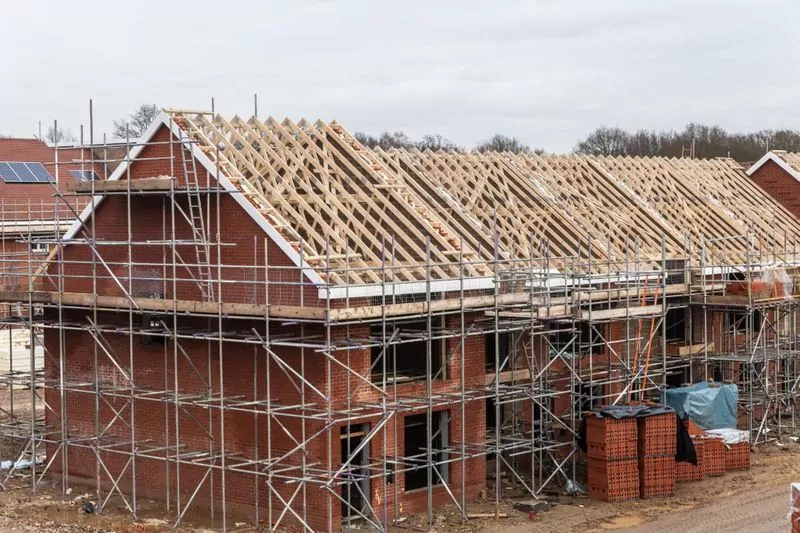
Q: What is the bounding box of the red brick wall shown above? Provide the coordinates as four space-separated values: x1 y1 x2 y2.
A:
45 311 329 529
44 309 487 530
750 159 800 218
40 123 331 528
0 238 45 287
0 139 96 296
326 314 486 524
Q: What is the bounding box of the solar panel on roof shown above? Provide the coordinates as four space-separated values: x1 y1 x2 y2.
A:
8 162 35 182
27 163 54 182
0 162 20 182
0 162 53 183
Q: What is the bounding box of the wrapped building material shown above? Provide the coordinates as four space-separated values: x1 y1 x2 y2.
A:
664 382 738 430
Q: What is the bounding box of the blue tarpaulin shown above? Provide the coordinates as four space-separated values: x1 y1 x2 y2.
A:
664 382 738 429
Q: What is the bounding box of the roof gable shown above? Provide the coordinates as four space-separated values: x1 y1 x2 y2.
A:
64 112 328 291
746 150 800 184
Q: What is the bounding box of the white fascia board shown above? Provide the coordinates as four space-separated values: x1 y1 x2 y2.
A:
746 151 800 183
322 267 569 299
699 259 800 277
536 271 663 290
321 276 496 299
60 112 326 288
320 268 669 299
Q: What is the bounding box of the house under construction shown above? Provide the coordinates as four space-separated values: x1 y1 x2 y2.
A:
0 110 799 532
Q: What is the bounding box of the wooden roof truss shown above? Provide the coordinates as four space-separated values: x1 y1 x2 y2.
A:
670 157 800 261
588 156 751 264
504 154 686 268
169 113 800 284
175 114 485 285
374 148 609 273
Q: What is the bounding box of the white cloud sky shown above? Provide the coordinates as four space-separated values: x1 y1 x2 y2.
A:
1 0 799 151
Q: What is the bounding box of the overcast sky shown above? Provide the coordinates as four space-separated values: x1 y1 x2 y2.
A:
2 0 799 152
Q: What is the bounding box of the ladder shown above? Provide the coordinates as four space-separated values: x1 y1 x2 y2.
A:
178 129 214 301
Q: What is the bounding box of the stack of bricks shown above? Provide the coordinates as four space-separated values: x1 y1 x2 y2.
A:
724 441 751 471
791 483 800 533
637 412 677 498
683 417 704 437
586 415 639 502
676 438 704 482
700 436 726 477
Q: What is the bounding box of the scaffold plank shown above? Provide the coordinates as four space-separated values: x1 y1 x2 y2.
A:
68 176 175 193
0 290 323 320
577 304 663 320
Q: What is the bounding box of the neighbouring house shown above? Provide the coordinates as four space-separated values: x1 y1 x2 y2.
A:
747 150 800 219
0 138 111 286
0 138 110 379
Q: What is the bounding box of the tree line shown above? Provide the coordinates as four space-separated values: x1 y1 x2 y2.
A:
354 131 543 154
41 104 799 164
574 124 800 162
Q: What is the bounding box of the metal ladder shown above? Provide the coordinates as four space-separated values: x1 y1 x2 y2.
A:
178 129 214 301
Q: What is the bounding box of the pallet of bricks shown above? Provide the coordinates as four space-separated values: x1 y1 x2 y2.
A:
678 425 751 483
678 418 706 482
637 407 677 498
585 410 639 502
585 405 678 502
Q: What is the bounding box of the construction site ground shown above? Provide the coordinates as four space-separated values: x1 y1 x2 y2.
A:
0 439 793 532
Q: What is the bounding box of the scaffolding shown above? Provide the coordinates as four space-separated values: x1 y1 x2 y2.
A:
692 234 800 445
0 109 797 532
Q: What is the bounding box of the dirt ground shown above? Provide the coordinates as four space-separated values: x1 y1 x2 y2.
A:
0 441 795 532
479 440 800 533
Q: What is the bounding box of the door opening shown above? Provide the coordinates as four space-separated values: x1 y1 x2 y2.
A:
340 424 370 523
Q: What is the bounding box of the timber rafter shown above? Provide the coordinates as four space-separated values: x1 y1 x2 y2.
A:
173 113 487 285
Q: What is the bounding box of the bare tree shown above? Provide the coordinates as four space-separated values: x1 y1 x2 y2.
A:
768 129 800 153
354 131 415 150
379 131 415 150
416 133 460 152
574 127 630 156
45 125 77 144
475 134 532 154
113 104 160 139
353 132 378 147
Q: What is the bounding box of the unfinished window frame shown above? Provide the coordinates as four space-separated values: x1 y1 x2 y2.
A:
485 331 511 371
665 307 688 343
339 423 370 522
141 312 168 346
578 321 604 356
725 309 763 335
370 316 447 383
403 410 449 492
